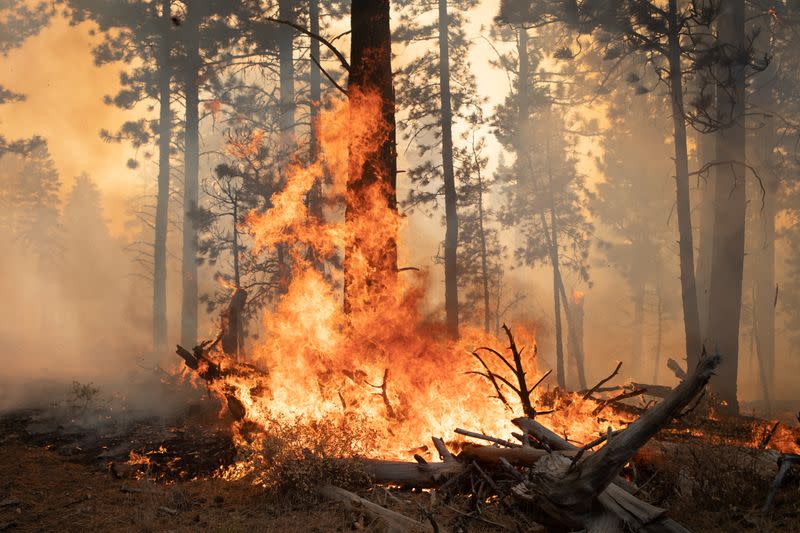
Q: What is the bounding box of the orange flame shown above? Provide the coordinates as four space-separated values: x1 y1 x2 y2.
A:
206 90 638 470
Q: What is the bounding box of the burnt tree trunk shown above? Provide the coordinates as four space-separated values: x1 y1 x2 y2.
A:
221 287 247 359
306 0 324 228
570 290 586 388
344 0 398 312
476 158 491 334
654 280 664 383
153 0 171 352
667 0 703 371
751 14 777 415
632 279 646 377
708 0 747 414
180 5 200 348
549 215 566 389
438 0 459 339
278 0 295 143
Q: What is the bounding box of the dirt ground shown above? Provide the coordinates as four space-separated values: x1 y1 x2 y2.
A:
0 440 357 533
1 400 799 533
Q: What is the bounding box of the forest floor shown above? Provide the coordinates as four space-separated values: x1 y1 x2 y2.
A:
0 387 799 532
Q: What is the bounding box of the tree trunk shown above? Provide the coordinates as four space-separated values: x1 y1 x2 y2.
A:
274 0 296 289
344 0 397 312
232 202 241 288
278 0 295 145
153 0 171 352
476 165 491 334
306 0 324 226
180 7 200 348
751 18 777 415
438 0 459 339
667 0 703 371
514 26 530 253
692 0 716 345
570 290 586 388
654 281 664 384
632 280 645 377
695 143 715 342
550 215 566 389
707 0 747 414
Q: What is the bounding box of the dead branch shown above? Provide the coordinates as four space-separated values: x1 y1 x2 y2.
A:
759 421 781 450
318 485 433 533
471 325 541 418
501 324 536 418
455 428 520 448
366 369 396 420
582 361 623 400
592 387 648 415
666 358 688 381
432 437 455 463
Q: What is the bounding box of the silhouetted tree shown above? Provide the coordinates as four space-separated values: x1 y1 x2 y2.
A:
395 0 481 338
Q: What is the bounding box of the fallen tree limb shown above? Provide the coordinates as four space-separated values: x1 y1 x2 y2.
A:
455 428 520 448
667 358 688 381
509 353 720 531
762 453 800 513
318 485 433 533
360 459 465 487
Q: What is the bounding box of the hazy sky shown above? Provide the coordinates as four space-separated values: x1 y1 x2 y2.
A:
0 2 508 235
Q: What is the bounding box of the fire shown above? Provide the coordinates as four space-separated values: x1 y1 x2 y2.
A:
571 289 585 306
200 89 639 472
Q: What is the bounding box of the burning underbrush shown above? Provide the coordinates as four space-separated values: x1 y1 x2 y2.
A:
3 92 799 531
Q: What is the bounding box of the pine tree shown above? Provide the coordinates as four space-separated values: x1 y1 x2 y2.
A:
395 0 481 337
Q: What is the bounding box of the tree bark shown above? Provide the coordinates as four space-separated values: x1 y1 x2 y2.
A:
653 281 664 383
667 0 703 371
477 163 491 333
751 14 777 415
570 289 586 388
180 6 200 348
544 127 566 388
632 280 645 377
708 0 747 414
438 0 459 339
344 0 398 312
306 0 324 224
551 242 566 389
153 0 171 352
278 0 295 145
692 0 716 346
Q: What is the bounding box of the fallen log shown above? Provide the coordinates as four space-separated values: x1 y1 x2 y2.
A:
319 484 433 533
514 417 639 495
508 353 720 532
762 453 800 513
360 459 465 488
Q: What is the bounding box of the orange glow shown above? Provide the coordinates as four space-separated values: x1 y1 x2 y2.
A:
195 91 647 472
571 289 585 306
